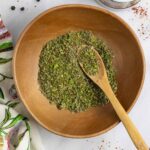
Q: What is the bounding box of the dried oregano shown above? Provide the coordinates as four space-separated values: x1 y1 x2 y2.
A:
78 46 99 75
38 31 117 112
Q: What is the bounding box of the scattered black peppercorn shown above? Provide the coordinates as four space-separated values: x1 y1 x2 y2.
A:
10 6 16 11
20 7 25 11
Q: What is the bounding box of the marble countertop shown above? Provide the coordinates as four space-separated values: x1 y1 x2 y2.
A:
1 0 150 150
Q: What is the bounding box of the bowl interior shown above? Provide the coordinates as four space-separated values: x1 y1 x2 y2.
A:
14 5 144 138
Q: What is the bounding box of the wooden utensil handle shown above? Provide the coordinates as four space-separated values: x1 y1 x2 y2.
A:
101 83 149 150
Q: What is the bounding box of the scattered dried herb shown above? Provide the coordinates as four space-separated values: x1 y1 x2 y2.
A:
38 31 117 112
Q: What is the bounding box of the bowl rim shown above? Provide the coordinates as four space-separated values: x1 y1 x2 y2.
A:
13 4 145 138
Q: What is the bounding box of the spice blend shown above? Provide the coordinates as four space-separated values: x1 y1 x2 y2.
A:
78 46 99 75
38 31 117 112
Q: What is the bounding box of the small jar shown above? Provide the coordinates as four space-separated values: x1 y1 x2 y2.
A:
96 0 141 9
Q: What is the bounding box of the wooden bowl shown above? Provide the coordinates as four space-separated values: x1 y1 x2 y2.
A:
13 5 145 138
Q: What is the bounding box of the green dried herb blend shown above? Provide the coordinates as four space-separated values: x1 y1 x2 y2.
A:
78 46 99 75
38 31 117 112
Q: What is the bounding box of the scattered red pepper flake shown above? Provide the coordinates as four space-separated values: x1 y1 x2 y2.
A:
132 6 148 17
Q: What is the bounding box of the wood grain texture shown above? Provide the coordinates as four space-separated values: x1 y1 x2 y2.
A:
79 49 148 149
13 5 145 138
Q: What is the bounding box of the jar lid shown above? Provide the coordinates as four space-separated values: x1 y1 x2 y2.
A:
96 0 141 9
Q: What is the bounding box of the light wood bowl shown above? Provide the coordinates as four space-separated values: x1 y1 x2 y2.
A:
13 5 145 138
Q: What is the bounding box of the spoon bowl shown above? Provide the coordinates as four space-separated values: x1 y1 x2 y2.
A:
78 46 105 81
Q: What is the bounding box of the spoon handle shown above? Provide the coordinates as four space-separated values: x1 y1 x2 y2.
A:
100 82 149 150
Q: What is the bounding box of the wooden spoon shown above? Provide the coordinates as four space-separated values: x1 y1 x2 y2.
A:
78 47 149 150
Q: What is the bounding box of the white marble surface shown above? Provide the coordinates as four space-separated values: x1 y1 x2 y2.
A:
1 0 150 150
